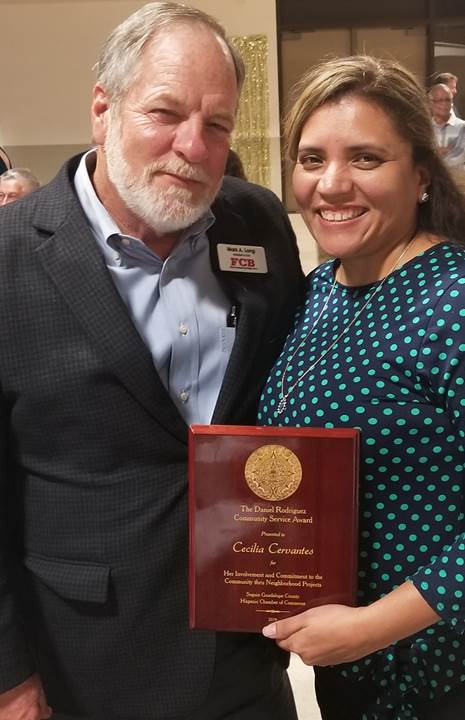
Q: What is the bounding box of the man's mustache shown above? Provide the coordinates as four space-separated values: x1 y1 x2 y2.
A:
145 160 209 184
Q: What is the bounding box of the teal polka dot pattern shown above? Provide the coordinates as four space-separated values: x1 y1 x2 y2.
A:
258 244 465 715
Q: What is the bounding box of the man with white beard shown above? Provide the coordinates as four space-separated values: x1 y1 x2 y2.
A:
0 3 303 720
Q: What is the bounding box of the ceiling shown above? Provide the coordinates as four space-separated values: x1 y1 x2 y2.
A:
278 0 465 31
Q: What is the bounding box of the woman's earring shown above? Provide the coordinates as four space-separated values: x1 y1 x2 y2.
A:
419 191 430 203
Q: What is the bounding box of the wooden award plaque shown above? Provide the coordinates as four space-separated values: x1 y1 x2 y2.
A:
188 425 360 632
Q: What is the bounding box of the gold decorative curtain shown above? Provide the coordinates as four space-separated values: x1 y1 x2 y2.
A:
229 34 270 188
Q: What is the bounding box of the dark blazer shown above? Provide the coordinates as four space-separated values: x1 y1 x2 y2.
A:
0 155 304 718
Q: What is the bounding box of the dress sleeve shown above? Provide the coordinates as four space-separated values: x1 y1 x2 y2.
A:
410 275 465 634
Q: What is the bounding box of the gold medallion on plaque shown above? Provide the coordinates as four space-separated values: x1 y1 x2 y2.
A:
244 444 302 501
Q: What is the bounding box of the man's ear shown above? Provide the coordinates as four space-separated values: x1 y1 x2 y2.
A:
91 84 111 146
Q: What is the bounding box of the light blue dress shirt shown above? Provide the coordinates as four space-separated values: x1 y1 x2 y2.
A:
432 114 465 166
74 151 235 424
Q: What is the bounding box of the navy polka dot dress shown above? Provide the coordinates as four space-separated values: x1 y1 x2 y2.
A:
258 243 465 718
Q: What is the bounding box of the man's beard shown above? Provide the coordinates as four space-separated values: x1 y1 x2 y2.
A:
104 112 220 236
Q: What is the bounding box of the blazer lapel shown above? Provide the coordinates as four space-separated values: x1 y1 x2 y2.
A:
207 198 270 423
213 282 268 423
33 164 187 442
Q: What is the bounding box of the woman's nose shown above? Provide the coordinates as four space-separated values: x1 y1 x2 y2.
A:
317 163 353 198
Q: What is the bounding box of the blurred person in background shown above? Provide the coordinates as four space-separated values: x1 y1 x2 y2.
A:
225 148 248 180
0 168 40 205
432 71 460 118
428 83 465 167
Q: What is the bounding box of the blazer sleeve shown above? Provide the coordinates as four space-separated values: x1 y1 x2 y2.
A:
0 389 36 692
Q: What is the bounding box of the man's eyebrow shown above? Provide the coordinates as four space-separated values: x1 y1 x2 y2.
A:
146 93 233 113
208 111 235 125
144 91 181 106
144 93 234 125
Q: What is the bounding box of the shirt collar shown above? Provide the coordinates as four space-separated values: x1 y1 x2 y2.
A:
73 150 215 260
433 113 462 130
447 111 462 127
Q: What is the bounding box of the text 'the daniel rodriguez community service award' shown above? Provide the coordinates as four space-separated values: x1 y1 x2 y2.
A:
188 425 359 632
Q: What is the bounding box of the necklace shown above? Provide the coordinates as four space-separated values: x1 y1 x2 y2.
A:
276 240 415 415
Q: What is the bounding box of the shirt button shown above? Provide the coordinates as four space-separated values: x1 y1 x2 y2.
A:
122 238 130 247
114 253 121 264
179 391 189 403
179 322 188 335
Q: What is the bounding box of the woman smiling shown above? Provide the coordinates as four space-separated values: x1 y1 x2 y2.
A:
258 56 465 719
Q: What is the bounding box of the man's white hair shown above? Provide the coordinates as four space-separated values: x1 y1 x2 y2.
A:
94 1 245 103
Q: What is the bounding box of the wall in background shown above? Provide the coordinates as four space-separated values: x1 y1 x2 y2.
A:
0 0 282 193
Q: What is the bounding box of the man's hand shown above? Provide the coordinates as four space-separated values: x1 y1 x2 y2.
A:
0 674 52 720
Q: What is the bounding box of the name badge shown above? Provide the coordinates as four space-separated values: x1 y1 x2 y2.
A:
217 244 268 274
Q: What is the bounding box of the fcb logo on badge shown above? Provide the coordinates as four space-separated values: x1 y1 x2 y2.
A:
217 244 268 273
